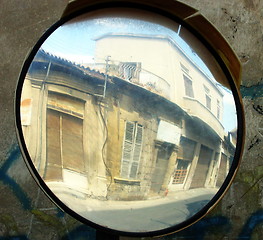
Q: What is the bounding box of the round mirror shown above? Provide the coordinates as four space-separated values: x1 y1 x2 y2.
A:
15 1 244 237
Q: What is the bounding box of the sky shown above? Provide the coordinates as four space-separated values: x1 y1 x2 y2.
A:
40 16 237 132
42 17 208 69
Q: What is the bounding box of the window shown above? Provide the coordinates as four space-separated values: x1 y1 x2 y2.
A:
206 95 211 110
119 62 141 81
172 137 196 185
173 160 189 184
204 85 211 110
183 75 194 98
121 121 143 179
181 63 194 98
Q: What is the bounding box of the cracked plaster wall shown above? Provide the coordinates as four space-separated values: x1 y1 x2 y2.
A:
0 0 262 239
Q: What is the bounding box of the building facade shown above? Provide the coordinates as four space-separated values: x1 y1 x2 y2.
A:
21 34 235 201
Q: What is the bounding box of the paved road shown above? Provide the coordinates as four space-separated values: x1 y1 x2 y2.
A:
79 193 215 232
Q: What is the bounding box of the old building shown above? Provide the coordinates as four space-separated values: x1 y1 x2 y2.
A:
21 32 234 201
91 33 230 193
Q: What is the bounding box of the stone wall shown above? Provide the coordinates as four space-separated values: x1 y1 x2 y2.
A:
0 0 262 239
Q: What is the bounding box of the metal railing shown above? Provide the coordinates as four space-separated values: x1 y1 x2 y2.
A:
85 63 171 100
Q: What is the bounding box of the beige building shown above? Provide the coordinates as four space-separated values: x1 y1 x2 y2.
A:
20 35 234 201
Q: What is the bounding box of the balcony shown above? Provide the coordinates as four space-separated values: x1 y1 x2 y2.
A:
182 96 225 138
85 62 171 100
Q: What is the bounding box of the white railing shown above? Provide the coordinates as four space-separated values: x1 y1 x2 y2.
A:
85 63 171 100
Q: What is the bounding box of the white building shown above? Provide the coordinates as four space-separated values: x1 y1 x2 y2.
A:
93 33 225 138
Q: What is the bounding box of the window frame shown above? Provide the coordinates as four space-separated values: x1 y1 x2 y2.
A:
204 85 212 110
183 74 194 98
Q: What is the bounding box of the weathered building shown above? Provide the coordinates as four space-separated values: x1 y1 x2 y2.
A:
91 33 231 193
93 33 225 138
21 39 234 201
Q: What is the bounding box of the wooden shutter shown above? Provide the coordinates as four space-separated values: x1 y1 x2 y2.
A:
62 113 84 172
121 122 143 179
121 122 135 178
45 92 85 180
130 125 143 178
45 109 62 181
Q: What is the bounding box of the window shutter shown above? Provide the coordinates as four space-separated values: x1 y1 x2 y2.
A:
133 125 143 163
125 122 135 142
129 162 138 179
45 109 62 181
135 125 143 144
130 125 143 178
62 113 84 172
121 122 135 178
121 122 143 179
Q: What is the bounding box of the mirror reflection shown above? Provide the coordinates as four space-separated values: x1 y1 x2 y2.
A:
20 13 237 232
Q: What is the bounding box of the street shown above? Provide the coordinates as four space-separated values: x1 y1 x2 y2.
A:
75 188 218 232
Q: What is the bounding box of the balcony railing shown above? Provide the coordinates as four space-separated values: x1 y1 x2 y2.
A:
85 62 171 100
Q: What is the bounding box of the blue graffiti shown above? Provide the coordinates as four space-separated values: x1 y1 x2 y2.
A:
0 237 28 240
164 216 231 240
238 210 263 239
56 208 65 218
0 144 31 210
240 84 263 99
62 225 96 240
0 144 62 214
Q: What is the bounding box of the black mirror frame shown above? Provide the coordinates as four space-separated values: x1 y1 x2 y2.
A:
15 0 245 238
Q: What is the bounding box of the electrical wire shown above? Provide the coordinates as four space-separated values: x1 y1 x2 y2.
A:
97 98 113 199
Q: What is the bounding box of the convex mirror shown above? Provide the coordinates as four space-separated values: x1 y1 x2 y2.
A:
16 0 244 237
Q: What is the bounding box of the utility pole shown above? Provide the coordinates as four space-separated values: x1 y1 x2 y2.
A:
103 55 111 98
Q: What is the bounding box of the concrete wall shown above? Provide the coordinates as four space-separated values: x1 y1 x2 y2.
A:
0 0 262 239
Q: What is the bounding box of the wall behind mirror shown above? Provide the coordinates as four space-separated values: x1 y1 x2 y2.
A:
17 6 242 236
0 0 262 239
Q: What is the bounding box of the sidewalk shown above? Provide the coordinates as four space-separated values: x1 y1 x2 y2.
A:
53 186 219 211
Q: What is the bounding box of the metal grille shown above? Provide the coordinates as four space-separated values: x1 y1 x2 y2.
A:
173 169 188 184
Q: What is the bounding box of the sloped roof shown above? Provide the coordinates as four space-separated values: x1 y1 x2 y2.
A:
34 48 106 81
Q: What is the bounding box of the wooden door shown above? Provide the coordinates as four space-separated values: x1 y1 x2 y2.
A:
45 109 84 181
